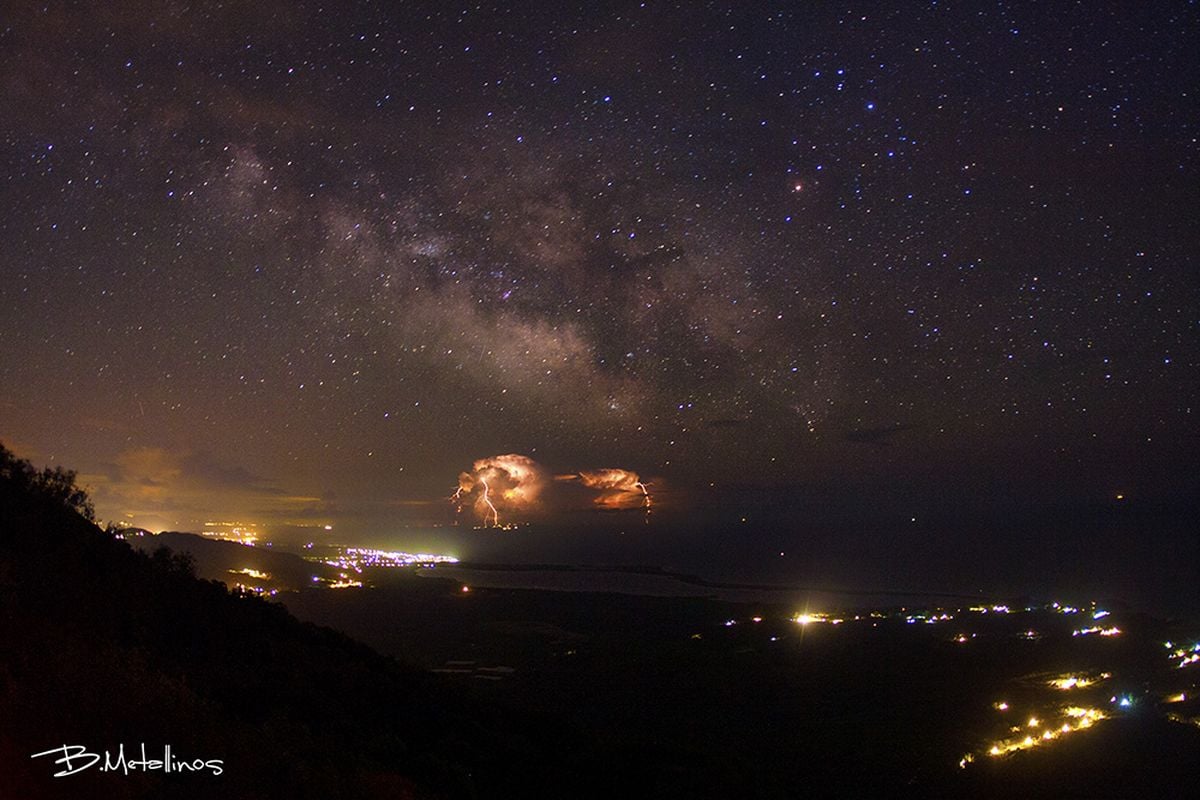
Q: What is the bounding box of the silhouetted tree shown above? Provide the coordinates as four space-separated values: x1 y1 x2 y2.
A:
0 441 95 521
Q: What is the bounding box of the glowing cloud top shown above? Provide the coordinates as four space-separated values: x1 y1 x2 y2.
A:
454 457 653 525
454 454 546 527
564 469 652 512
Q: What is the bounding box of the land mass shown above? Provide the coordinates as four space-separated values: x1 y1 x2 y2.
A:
3 445 1198 798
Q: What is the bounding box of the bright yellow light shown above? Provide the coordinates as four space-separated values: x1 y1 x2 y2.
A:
982 707 1107 760
228 567 270 580
995 702 1009 711
1049 672 1109 690
1074 624 1121 637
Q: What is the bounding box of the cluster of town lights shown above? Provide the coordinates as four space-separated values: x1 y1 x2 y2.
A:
769 599 1196 771
974 705 1107 762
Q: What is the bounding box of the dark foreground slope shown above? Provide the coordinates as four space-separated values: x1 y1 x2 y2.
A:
3 443 1199 799
0 446 585 800
285 570 1200 799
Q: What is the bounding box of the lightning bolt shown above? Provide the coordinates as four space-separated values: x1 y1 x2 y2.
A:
479 477 500 527
635 480 652 521
450 485 465 521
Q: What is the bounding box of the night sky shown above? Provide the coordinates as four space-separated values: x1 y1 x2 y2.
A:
1 2 1196 565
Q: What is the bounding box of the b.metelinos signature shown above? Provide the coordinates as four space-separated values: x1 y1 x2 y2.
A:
31 743 223 777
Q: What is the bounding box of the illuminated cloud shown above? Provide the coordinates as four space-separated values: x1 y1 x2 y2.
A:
81 446 320 532
567 468 652 511
454 454 547 526
455 458 653 524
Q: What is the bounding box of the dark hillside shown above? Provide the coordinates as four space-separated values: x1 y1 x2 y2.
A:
124 530 345 591
3 444 1198 798
0 444 581 799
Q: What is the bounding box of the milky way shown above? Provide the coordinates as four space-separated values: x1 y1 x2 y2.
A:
0 2 1195 534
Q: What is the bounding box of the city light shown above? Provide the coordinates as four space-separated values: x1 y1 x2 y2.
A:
228 567 270 580
318 547 459 572
984 707 1107 758
1073 625 1121 637
1048 673 1110 691
201 522 260 545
